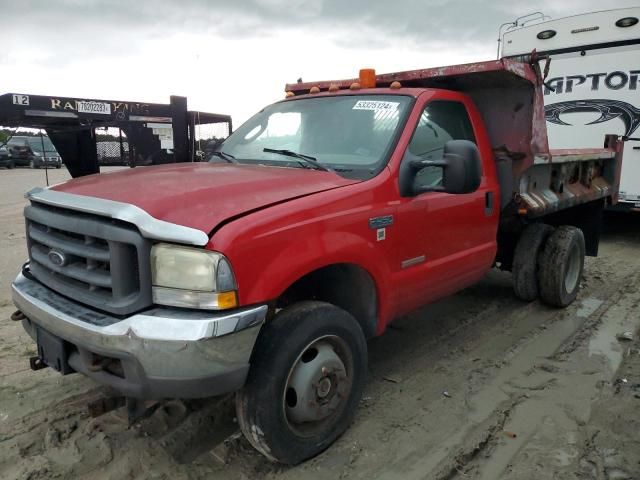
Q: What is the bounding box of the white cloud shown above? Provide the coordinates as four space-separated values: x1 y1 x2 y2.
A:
2 0 638 126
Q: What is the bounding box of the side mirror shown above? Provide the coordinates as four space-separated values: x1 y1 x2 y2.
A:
401 140 481 196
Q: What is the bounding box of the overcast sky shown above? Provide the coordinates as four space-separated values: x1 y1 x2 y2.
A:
2 0 638 127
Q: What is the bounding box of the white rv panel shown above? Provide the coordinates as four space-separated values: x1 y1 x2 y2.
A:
502 7 640 208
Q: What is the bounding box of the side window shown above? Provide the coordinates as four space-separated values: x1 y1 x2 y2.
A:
407 101 476 190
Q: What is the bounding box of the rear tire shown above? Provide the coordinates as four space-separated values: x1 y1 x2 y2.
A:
236 301 367 464
512 223 554 301
538 226 585 307
7 161 14 169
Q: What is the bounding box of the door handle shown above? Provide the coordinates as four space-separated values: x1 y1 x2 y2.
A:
485 191 494 216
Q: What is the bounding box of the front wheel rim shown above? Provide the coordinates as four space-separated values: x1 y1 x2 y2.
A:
283 335 353 437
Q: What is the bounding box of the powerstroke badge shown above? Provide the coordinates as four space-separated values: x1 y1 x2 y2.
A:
369 215 394 229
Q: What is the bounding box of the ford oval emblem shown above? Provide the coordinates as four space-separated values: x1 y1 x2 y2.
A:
48 249 67 267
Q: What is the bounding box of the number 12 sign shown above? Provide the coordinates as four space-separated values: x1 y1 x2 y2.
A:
12 94 30 106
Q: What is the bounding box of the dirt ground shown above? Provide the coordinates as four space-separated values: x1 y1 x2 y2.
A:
1 168 639 480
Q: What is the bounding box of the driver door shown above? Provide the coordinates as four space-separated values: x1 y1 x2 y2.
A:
392 96 498 316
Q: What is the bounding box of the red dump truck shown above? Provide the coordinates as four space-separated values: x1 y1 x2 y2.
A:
11 56 623 464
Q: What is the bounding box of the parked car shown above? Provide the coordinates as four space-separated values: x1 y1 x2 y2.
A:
6 136 61 168
27 136 62 169
6 137 32 167
0 145 14 169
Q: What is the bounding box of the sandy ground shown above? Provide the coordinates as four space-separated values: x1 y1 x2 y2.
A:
1 168 639 480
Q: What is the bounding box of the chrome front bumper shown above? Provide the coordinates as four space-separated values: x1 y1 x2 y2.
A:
12 273 267 399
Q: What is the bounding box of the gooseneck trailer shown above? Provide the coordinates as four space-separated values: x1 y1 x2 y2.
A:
0 93 231 177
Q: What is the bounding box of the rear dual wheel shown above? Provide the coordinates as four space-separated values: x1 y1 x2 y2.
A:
512 224 585 308
236 301 367 465
512 223 554 301
538 226 585 307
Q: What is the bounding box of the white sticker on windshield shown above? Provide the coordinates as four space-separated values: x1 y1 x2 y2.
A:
352 100 399 111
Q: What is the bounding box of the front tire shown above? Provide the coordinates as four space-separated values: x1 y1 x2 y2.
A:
538 226 585 307
236 301 367 464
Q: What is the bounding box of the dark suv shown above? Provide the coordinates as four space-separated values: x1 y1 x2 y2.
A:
0 145 13 168
7 136 62 168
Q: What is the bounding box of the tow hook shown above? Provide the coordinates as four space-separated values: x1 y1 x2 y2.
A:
10 310 26 322
29 356 47 371
87 354 111 372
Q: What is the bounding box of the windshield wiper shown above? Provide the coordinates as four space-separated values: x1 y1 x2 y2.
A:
263 148 330 172
209 150 238 164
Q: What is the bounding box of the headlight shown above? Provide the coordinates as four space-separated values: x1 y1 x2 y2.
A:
150 244 238 310
33 151 42 157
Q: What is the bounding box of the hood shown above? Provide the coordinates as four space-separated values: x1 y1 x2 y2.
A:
52 163 358 234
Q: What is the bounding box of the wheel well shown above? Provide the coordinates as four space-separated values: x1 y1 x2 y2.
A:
496 199 604 270
276 264 378 338
540 199 603 257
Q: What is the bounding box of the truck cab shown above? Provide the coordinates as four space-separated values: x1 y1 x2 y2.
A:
215 86 499 323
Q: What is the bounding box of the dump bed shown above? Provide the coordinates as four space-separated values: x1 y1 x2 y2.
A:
286 57 624 218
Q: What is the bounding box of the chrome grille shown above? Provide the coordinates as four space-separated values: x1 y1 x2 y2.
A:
25 202 152 315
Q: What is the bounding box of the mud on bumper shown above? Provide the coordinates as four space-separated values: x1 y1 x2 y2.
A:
12 272 267 399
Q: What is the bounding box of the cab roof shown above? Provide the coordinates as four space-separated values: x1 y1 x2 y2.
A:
285 58 540 96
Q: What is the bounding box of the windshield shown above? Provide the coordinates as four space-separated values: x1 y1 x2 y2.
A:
218 95 412 179
27 137 56 152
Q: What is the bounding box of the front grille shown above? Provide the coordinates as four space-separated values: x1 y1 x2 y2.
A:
25 202 152 316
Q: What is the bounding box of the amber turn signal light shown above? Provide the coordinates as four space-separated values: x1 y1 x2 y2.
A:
359 68 376 88
216 291 238 310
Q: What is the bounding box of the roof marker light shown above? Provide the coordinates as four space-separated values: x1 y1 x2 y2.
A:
359 68 376 88
285 91 295 98
328 84 339 92
616 17 639 27
390 81 402 89
349 82 361 90
537 29 556 39
309 86 320 94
